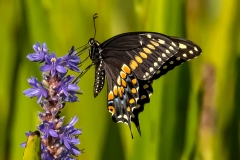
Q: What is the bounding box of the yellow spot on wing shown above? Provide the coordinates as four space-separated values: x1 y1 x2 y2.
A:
147 44 155 50
108 91 114 100
117 76 121 85
127 106 131 112
179 43 187 49
141 95 146 100
147 34 151 38
143 84 149 89
139 52 148 58
194 47 198 51
166 49 170 54
121 64 131 74
143 47 152 54
129 98 135 104
135 56 143 63
158 39 165 44
121 79 127 87
169 46 174 50
172 42 177 47
132 78 137 84
121 86 124 93
130 60 138 70
118 87 122 98
150 40 159 46
113 86 118 96
131 88 136 93
120 71 126 79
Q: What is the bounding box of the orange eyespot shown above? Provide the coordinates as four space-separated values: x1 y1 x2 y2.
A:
108 106 115 114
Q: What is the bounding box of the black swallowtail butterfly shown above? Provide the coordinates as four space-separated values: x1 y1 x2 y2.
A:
78 14 202 137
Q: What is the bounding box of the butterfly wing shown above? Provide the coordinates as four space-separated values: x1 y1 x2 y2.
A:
94 32 202 136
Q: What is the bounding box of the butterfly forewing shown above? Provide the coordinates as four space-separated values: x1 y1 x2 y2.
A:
101 32 180 80
152 37 202 79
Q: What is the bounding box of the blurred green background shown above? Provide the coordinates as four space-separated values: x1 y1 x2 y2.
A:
0 0 240 159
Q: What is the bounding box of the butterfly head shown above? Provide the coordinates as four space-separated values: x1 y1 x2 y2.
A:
88 38 101 65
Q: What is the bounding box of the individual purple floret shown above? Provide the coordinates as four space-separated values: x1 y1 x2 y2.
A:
22 42 82 160
57 75 80 102
62 46 81 72
40 53 67 76
27 42 49 62
38 121 58 139
59 116 81 149
23 76 48 103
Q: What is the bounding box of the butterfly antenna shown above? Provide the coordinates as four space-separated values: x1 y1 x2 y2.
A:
77 45 90 56
93 13 98 39
75 43 89 52
78 56 90 66
73 64 93 84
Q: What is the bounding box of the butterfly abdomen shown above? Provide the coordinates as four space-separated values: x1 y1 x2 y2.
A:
93 60 105 97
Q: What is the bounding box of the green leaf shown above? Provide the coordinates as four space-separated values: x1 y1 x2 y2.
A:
22 131 41 160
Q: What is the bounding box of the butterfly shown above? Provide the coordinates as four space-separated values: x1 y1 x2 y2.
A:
78 14 202 137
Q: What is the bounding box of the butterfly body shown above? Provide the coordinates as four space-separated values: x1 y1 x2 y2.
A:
88 32 202 136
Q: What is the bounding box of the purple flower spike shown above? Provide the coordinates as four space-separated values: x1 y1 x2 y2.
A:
38 121 58 139
40 53 67 76
23 42 82 159
62 46 81 72
27 42 49 62
23 76 48 103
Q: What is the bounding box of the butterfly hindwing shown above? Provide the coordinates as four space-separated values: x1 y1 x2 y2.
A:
104 60 140 135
